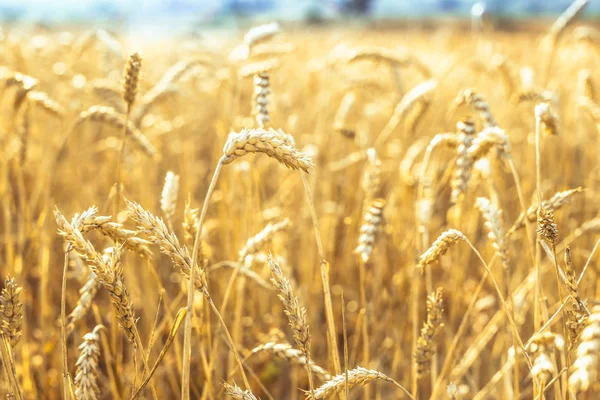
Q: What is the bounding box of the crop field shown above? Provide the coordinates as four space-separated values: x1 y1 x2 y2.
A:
1 2 600 399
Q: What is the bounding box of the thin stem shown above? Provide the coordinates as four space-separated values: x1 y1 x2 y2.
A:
430 271 488 400
389 378 417 400
304 352 316 399
204 292 250 389
410 266 420 398
61 248 70 400
464 238 533 370
182 158 225 399
342 292 349 400
1 337 23 400
578 237 600 285
301 174 325 259
507 157 537 266
535 115 543 331
132 324 158 400
113 108 131 219
301 174 341 375
358 257 370 400
551 243 569 396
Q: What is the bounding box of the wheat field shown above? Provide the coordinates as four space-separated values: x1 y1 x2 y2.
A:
1 2 600 400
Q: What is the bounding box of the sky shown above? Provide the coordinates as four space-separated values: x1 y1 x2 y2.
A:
0 0 598 24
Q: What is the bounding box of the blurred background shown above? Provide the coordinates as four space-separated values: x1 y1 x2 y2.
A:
1 0 599 28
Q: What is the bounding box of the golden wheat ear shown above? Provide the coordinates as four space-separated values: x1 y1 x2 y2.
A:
122 52 142 111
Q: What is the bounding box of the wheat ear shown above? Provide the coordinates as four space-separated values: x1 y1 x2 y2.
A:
73 105 156 158
418 229 466 268
74 325 104 400
26 90 64 118
122 52 142 111
450 118 477 205
244 22 281 55
115 52 142 220
222 128 314 172
414 288 444 378
355 198 385 264
253 71 271 128
0 277 23 348
223 382 259 400
535 102 559 136
249 342 331 381
238 219 290 263
564 247 589 348
453 88 497 128
268 255 316 396
55 210 138 346
569 306 600 394
126 200 206 291
160 171 180 228
133 56 212 125
508 187 583 235
0 276 23 400
476 197 509 269
306 366 415 399
529 332 557 394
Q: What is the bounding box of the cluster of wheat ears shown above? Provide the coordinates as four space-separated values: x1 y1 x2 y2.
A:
2 0 600 399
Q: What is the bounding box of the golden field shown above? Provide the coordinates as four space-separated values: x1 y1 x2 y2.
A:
1 5 600 400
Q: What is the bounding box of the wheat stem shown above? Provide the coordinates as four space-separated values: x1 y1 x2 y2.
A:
61 249 71 400
463 238 533 370
182 158 225 398
301 174 341 375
